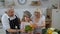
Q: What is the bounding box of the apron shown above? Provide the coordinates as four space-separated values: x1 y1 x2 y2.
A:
6 15 20 34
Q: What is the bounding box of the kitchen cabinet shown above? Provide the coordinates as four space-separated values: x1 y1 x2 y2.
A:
52 9 60 30
46 9 60 29
45 8 52 28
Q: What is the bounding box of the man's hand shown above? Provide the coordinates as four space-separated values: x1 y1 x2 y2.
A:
7 29 17 32
18 29 24 32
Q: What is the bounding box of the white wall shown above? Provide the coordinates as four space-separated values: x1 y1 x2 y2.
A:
0 0 59 19
0 8 46 19
5 0 52 8
1 0 52 19
0 0 60 29
13 0 59 8
14 0 51 8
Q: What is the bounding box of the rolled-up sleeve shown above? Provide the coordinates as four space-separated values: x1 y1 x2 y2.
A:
1 15 10 30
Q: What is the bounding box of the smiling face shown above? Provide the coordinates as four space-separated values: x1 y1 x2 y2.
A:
7 8 14 17
34 12 40 18
34 8 42 18
24 15 30 22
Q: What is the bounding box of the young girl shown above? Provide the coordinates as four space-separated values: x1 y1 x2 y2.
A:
20 14 33 34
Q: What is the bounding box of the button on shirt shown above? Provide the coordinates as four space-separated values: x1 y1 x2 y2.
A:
1 13 19 30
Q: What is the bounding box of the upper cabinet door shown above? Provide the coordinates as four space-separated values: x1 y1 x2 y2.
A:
52 9 60 30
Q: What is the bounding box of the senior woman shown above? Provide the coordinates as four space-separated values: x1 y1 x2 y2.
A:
31 8 45 34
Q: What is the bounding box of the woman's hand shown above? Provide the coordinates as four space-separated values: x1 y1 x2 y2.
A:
33 23 42 28
33 23 37 28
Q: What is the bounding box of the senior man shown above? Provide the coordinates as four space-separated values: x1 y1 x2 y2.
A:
1 8 21 34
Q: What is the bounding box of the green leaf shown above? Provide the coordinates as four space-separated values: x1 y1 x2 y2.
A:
25 25 33 32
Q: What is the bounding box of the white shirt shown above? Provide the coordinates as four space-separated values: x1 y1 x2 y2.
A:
1 13 19 30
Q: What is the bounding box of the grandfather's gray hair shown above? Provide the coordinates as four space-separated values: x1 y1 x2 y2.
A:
5 7 14 13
